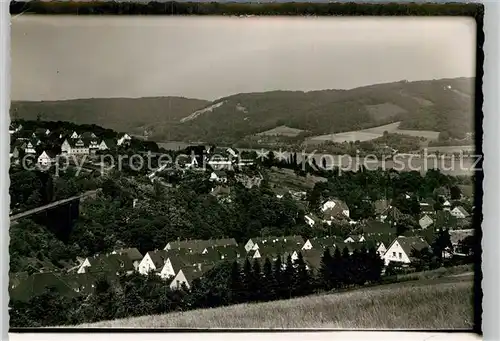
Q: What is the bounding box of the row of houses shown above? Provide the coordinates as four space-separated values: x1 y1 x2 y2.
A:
10 226 475 302
10 126 133 166
304 196 471 232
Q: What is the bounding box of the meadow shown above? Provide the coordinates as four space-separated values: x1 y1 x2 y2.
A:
307 121 440 144
77 275 473 329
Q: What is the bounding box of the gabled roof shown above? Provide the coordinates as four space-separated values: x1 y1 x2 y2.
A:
88 253 135 273
361 220 396 235
38 150 57 159
166 238 238 253
452 206 470 216
9 272 79 302
391 236 430 257
210 185 231 197
112 248 143 261
100 139 117 148
65 138 89 148
307 236 342 249
147 250 170 269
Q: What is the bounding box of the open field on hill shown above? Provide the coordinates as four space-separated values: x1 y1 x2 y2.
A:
76 276 473 329
425 145 475 154
256 125 306 137
306 121 440 144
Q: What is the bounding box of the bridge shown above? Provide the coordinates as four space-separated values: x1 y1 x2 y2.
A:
10 189 100 223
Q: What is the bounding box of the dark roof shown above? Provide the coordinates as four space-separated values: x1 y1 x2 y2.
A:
361 220 396 235
9 272 79 302
393 236 430 256
307 236 342 249
166 238 238 253
101 139 117 148
147 250 170 269
112 248 143 261
65 138 89 148
88 254 135 273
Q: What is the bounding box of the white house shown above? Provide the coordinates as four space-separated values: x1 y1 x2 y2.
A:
209 171 228 183
322 199 350 219
77 258 92 274
117 133 132 146
71 131 79 139
25 141 36 154
304 215 316 227
442 200 452 211
376 242 387 258
383 236 430 266
37 151 55 167
169 267 204 290
45 129 51 135
137 251 168 275
61 138 89 155
450 206 469 219
419 214 434 229
169 269 190 290
344 235 365 243
158 258 177 280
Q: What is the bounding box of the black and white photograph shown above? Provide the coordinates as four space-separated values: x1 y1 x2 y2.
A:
7 3 482 331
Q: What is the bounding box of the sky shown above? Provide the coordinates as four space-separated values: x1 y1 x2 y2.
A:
10 16 476 101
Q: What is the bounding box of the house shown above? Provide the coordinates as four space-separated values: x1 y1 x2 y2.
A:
449 229 475 254
10 272 83 303
382 236 430 266
450 206 469 219
169 265 212 290
419 214 434 229
244 235 304 252
158 251 221 280
344 235 366 243
379 206 405 225
302 236 342 251
37 150 57 167
9 123 15 134
304 214 319 227
117 133 132 146
110 248 143 271
209 170 228 183
61 138 89 155
98 139 116 151
71 131 80 139
442 199 452 211
376 242 388 257
164 238 238 253
77 253 136 275
419 198 436 215
24 141 36 154
137 250 170 275
321 199 350 218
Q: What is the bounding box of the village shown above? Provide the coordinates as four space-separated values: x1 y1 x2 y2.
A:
8 119 476 326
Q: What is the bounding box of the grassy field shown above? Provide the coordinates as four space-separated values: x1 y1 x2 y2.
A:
307 122 440 144
256 125 305 137
76 276 473 329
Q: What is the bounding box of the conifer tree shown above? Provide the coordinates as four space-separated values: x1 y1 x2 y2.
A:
251 258 263 302
241 258 253 302
283 254 295 299
229 260 243 304
273 255 285 299
293 252 313 297
341 246 352 288
262 257 277 302
319 248 333 290
331 247 343 289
